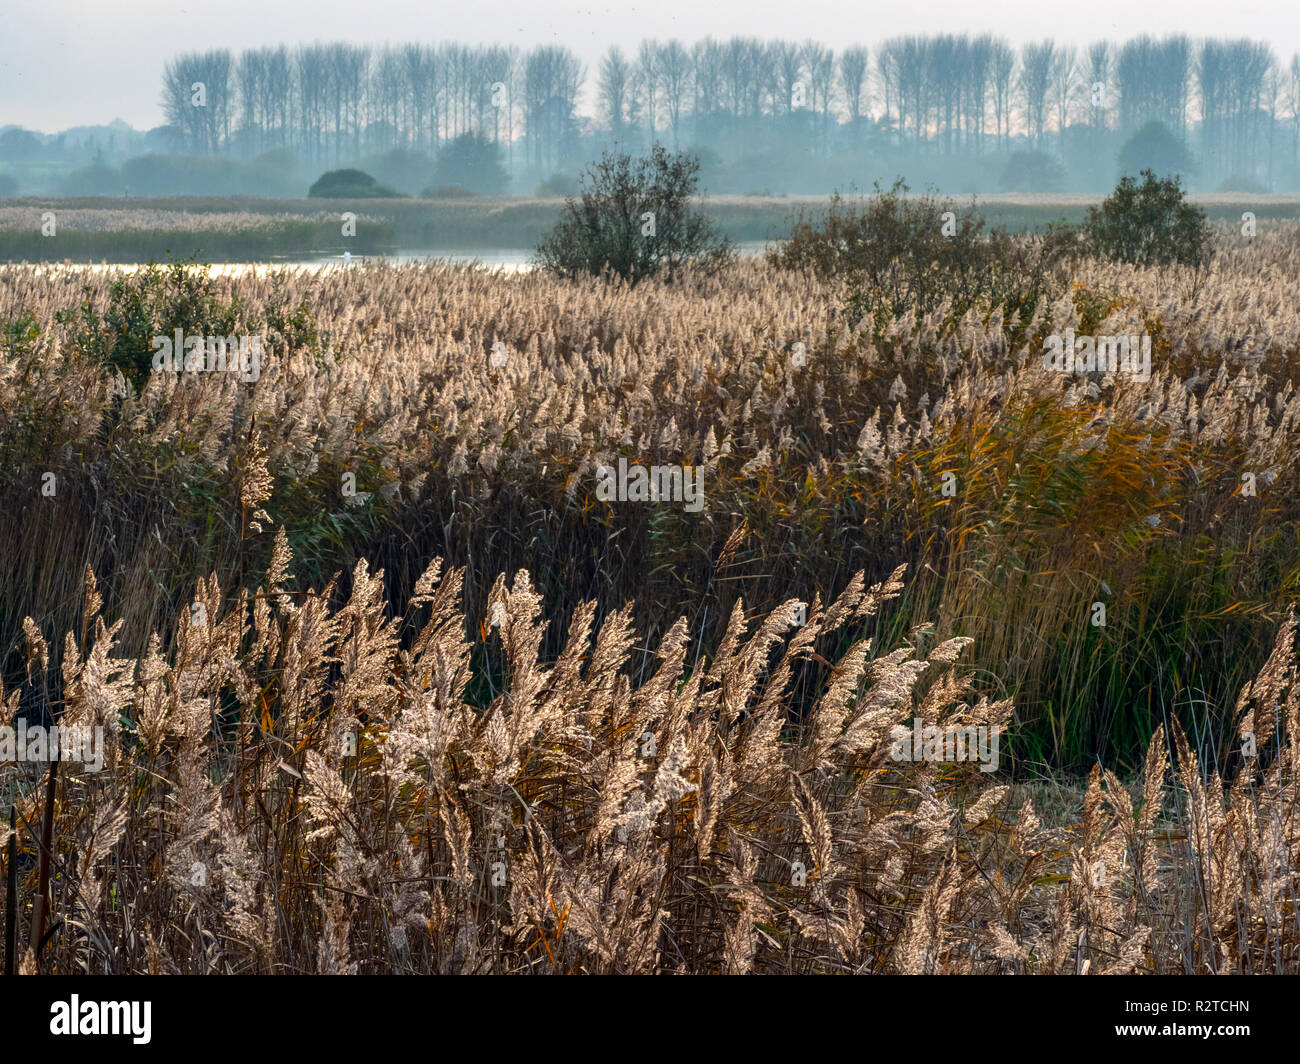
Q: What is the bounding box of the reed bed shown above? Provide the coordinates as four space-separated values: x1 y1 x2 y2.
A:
1 551 1298 973
2 239 1298 767
0 233 1298 972
0 208 374 233
0 209 398 262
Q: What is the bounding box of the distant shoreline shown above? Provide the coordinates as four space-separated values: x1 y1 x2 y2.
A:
2 193 1298 263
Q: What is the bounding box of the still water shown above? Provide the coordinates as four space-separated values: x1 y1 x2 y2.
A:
28 242 769 275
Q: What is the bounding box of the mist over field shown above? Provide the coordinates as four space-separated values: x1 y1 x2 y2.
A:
3 17 1300 201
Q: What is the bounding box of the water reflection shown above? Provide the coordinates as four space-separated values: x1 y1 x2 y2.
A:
20 241 769 276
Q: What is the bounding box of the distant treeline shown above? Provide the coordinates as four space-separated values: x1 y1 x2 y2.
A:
5 194 1300 263
154 35 1296 186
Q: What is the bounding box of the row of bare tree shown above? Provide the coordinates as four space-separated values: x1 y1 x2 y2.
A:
160 34 1297 181
161 44 581 173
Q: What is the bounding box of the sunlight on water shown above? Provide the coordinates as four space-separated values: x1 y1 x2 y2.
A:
23 242 769 276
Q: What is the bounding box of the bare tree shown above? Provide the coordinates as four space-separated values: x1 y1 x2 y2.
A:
160 56 201 154
965 35 993 153
524 45 584 173
1051 46 1078 151
235 49 266 157
161 51 232 154
1085 41 1110 131
1290 55 1300 176
928 35 963 153
722 37 756 126
658 40 692 148
370 46 404 153
839 46 869 141
692 38 724 141
882 36 928 147
297 44 331 164
876 39 899 141
1118 36 1189 135
1200 39 1274 181
803 41 835 154
770 41 804 116
989 38 1016 150
637 41 660 143
149 30 1300 194
263 46 292 153
1019 41 1054 148
599 46 634 143
327 44 368 164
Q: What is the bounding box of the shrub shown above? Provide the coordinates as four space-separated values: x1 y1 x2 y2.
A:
59 162 124 197
998 151 1066 193
533 146 734 284
1 310 41 359
771 180 1077 331
1117 120 1197 182
368 148 435 196
1082 169 1211 269
430 133 508 196
535 172 579 197
308 168 402 199
56 260 244 386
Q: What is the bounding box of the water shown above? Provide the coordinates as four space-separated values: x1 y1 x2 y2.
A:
24 241 771 276
245 240 769 274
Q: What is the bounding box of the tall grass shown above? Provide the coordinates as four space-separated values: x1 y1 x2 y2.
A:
3 236 1298 770
2 549 1298 973
0 210 397 263
2 226 1300 972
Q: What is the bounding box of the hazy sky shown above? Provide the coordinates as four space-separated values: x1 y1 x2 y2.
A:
2 0 1297 131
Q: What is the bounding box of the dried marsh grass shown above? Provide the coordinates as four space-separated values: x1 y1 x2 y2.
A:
2 232 1300 972
2 549 1298 973
2 236 1299 767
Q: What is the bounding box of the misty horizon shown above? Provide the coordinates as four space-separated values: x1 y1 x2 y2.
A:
3 21 1299 203
4 0 1300 131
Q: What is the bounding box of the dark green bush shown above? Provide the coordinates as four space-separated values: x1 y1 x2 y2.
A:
1082 169 1212 269
771 180 1078 332
1 311 41 359
56 260 244 385
998 151 1067 193
54 262 334 386
1116 122 1197 183
428 133 508 196
534 146 734 284
308 168 402 199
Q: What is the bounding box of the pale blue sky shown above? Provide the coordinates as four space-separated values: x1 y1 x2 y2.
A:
2 0 1297 131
